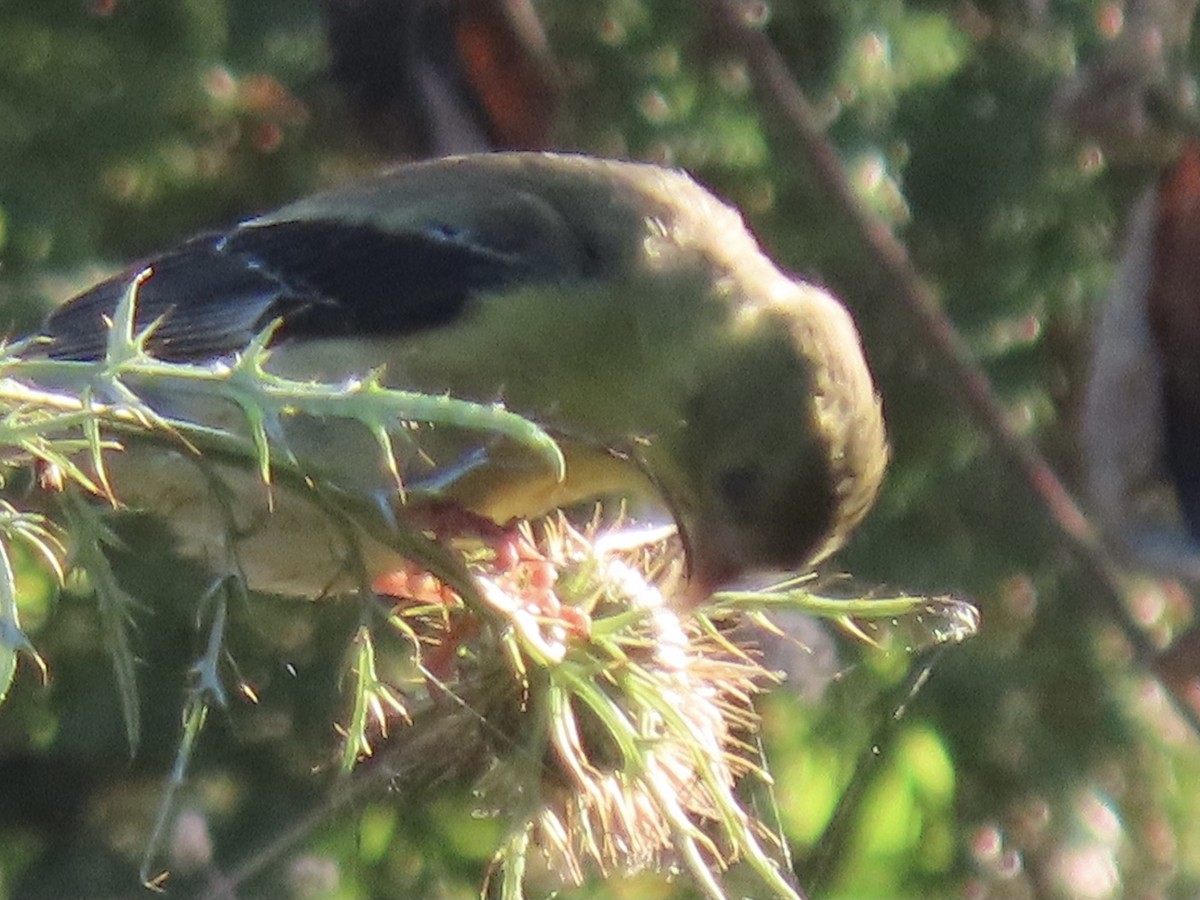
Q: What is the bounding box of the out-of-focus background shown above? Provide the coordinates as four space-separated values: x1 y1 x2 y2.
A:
2 1 1200 897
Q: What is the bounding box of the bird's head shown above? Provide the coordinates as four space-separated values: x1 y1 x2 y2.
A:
654 279 887 599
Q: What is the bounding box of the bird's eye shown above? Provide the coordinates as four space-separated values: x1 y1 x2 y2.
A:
577 236 606 278
715 463 765 517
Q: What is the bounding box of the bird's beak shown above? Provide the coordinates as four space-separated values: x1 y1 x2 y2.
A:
680 544 743 610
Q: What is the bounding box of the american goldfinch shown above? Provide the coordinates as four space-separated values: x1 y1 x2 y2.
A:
35 152 886 600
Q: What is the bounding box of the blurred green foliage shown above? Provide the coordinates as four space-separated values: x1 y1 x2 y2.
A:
2 0 1199 898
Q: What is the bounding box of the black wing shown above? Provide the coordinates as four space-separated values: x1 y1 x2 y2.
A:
42 218 532 362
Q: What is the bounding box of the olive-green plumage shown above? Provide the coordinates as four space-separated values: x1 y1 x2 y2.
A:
38 152 887 600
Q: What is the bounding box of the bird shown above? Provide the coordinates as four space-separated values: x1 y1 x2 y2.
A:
1084 139 1200 581
1083 138 1200 698
31 151 887 603
1147 139 1200 540
323 0 559 156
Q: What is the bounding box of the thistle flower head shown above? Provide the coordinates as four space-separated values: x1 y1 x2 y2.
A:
381 514 795 898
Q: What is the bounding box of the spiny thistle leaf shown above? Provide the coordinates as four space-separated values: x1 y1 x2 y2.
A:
139 579 234 885
0 263 564 504
0 275 569 707
0 504 63 701
0 536 44 703
0 502 67 584
104 269 154 369
339 624 409 772
5 350 567 494
140 674 211 887
712 584 980 653
58 490 144 754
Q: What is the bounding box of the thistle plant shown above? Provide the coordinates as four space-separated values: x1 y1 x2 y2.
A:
0 274 978 899
0 272 563 736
